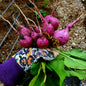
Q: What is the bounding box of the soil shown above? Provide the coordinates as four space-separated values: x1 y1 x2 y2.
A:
0 0 86 85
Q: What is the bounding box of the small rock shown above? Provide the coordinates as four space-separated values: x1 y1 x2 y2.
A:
72 42 76 46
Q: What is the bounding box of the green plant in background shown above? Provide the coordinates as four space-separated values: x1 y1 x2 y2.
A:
44 0 50 8
20 48 86 86
10 7 13 10
15 11 18 14
10 7 18 14
35 9 47 19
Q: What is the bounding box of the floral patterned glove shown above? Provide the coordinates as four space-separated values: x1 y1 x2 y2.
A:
12 48 59 71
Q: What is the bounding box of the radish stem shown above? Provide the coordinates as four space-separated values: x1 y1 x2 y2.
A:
66 13 84 29
14 2 33 30
0 15 20 36
12 14 20 26
29 0 47 35
28 7 41 29
35 15 42 34
51 2 60 16
51 7 57 16
14 2 38 31
27 17 37 27
14 3 29 25
28 7 35 13
28 7 40 25
36 15 40 28
27 7 41 27
29 0 46 23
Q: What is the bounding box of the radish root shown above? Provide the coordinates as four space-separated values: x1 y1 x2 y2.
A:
0 15 20 36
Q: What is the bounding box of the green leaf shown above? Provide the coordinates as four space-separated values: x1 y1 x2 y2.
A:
46 64 53 71
29 72 44 86
35 9 47 19
15 11 18 14
65 48 86 61
40 73 47 86
41 62 47 85
41 62 46 74
64 55 86 69
66 70 86 80
44 72 59 86
39 9 43 13
29 63 47 86
47 55 66 86
29 66 43 86
44 0 49 8
10 7 13 10
29 75 38 86
55 48 64 53
57 50 86 69
30 62 40 75
34 11 38 15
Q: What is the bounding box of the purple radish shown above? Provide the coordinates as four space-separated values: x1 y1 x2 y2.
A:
20 25 31 36
37 37 49 48
51 7 57 16
42 23 54 35
53 14 83 45
35 26 40 33
19 36 32 48
47 24 54 35
44 7 59 30
53 28 69 45
31 31 39 39
45 15 59 30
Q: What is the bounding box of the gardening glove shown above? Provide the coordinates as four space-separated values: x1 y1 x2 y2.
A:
0 48 59 86
0 58 25 86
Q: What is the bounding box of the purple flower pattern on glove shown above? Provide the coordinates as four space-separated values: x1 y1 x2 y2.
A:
12 48 55 71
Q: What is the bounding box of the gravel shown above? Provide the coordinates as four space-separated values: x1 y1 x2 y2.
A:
49 0 86 51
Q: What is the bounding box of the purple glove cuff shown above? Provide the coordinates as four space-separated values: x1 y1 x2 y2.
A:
0 58 25 86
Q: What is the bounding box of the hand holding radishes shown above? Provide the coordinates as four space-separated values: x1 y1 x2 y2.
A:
0 47 59 86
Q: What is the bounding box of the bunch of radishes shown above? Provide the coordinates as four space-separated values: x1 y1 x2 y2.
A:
0 1 83 49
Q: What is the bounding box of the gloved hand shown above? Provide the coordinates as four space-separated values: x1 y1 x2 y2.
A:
0 48 59 86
